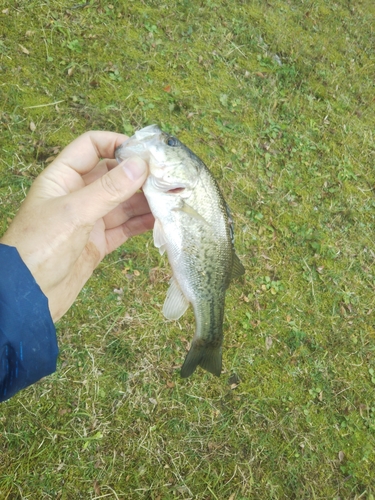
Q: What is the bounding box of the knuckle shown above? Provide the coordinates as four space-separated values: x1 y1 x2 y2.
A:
100 173 123 199
121 199 136 218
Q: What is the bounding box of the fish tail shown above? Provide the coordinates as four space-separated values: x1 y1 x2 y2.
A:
180 342 222 378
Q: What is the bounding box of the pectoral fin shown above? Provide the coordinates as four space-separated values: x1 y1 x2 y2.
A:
173 201 209 225
153 218 167 255
163 277 190 320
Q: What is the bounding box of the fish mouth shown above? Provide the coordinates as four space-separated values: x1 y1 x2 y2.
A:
115 125 162 163
167 187 185 194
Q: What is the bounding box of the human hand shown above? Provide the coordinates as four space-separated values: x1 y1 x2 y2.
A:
0 131 154 322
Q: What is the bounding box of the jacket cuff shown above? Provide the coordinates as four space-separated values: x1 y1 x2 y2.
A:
0 244 58 402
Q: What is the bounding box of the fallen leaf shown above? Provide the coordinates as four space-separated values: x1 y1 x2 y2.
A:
359 404 367 417
207 442 215 452
265 336 273 350
29 121 36 132
176 486 190 494
93 480 101 495
2 8 9 14
19 44 30 55
163 85 171 93
45 156 56 163
149 266 160 283
149 398 157 405
166 381 175 389
219 93 228 107
67 67 74 76
228 373 240 386
338 451 345 462
133 269 140 276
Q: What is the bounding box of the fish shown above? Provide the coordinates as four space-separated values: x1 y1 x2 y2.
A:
116 125 245 377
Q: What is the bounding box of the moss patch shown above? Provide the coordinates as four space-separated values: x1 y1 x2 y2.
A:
1 0 375 498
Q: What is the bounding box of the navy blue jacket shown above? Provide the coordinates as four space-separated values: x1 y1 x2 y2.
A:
0 244 58 402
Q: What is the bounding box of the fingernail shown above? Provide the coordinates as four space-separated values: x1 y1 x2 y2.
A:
122 156 147 181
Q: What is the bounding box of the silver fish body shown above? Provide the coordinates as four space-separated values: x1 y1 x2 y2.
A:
116 125 244 377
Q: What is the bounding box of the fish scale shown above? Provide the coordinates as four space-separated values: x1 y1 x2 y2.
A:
116 125 245 378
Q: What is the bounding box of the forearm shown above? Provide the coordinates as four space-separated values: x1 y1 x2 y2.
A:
0 244 58 402
0 132 151 402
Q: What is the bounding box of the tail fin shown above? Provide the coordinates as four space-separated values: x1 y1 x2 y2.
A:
180 342 222 378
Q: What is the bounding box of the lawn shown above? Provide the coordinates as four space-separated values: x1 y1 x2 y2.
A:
1 0 375 498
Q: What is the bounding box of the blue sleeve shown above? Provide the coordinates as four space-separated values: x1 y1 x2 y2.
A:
0 244 58 402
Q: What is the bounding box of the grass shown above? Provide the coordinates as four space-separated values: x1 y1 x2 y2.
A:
1 0 375 498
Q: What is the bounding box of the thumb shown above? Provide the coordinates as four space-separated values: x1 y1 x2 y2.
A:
72 156 148 223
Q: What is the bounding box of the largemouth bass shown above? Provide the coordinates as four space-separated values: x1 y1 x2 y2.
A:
116 125 244 377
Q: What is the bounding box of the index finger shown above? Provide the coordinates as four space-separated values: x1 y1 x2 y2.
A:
52 131 129 175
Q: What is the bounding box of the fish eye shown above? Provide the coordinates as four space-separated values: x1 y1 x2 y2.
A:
167 136 178 147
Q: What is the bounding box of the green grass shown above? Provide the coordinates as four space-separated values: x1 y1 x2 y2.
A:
1 0 375 498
